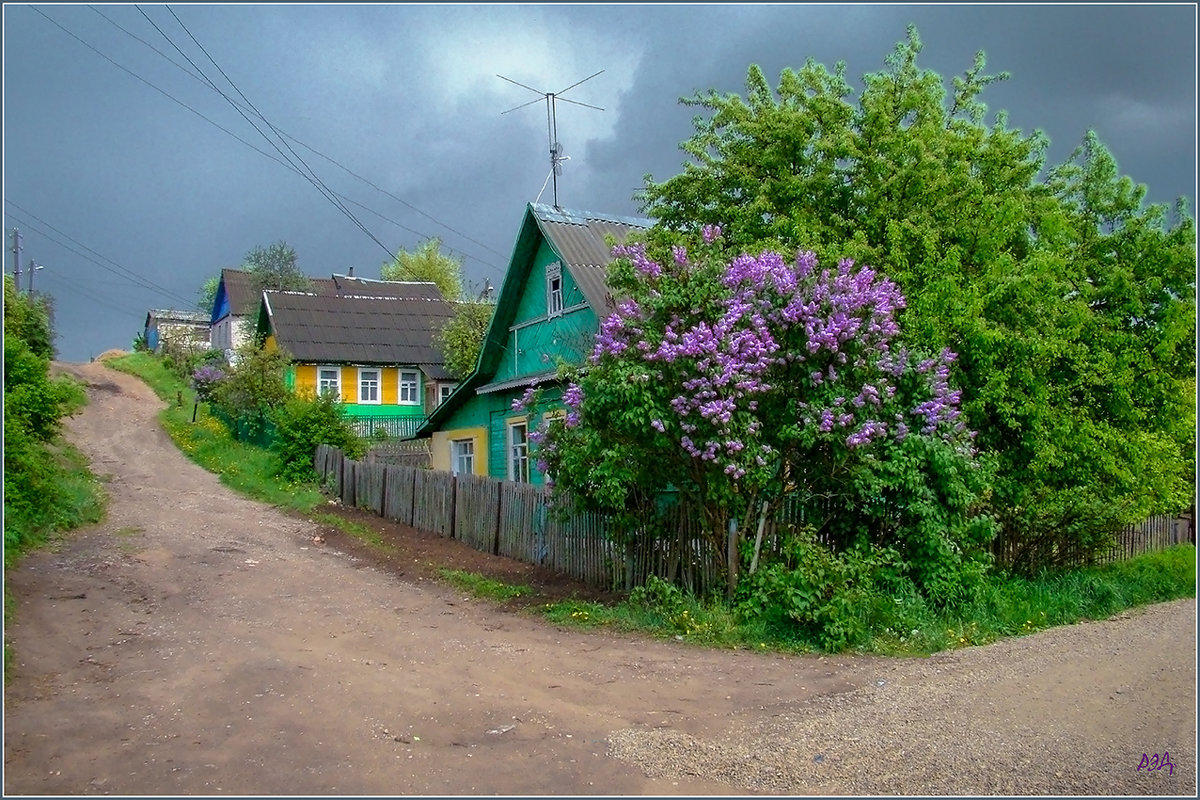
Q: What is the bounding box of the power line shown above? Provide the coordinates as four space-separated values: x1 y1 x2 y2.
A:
5 202 196 307
143 4 393 260
36 5 505 275
81 4 506 272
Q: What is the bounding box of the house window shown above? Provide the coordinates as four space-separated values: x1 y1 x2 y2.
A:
317 367 341 398
438 383 457 407
451 438 474 475
508 421 529 483
399 370 420 405
546 262 563 318
358 368 381 404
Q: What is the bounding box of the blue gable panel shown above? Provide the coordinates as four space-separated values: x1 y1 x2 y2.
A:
210 280 231 325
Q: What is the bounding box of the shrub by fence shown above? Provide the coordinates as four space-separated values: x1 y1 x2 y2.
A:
313 444 1193 593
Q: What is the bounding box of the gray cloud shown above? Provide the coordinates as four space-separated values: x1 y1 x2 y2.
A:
3 3 1194 362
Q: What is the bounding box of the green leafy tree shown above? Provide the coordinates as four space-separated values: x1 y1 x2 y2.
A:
243 241 309 297
4 276 55 360
196 275 220 315
435 300 494 380
639 26 1195 571
380 237 463 300
210 341 293 443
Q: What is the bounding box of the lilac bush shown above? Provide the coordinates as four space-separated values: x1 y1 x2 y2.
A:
537 229 995 602
191 363 226 403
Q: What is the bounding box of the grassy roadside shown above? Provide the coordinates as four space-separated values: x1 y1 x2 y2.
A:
104 352 1196 657
4 375 108 682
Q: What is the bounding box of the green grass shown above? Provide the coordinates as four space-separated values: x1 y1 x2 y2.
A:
526 544 1197 656
437 568 532 601
4 435 108 683
310 513 391 550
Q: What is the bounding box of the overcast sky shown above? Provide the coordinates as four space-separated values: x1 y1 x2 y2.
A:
3 2 1196 362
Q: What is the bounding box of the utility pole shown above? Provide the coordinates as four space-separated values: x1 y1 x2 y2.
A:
10 228 21 292
27 259 44 295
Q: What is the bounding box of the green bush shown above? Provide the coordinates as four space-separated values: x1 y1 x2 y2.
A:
3 275 103 566
735 528 902 651
270 392 365 483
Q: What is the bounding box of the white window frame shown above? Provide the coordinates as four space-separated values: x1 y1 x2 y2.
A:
508 420 530 483
546 262 563 318
438 383 457 407
317 366 341 398
358 368 381 405
451 438 475 475
398 369 420 405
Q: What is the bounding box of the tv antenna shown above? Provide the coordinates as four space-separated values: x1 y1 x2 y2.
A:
498 70 605 208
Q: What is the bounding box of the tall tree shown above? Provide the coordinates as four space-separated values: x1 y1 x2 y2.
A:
435 300 494 380
639 26 1196 570
381 237 463 300
243 241 309 297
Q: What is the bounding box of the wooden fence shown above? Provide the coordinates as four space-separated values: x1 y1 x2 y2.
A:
313 444 1193 592
315 444 650 590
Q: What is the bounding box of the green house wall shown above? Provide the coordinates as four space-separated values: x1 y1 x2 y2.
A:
491 239 597 385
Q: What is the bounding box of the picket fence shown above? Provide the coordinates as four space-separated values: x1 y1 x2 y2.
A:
315 444 723 592
313 444 1193 592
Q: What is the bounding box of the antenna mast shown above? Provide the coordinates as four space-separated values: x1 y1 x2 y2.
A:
498 70 605 208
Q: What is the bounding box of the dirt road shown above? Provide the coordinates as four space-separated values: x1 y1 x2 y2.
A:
3 361 1196 795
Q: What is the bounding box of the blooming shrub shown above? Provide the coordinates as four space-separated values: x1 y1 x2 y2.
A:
191 363 226 403
537 229 996 609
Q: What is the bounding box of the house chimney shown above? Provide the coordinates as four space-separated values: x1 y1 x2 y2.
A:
348 265 355 277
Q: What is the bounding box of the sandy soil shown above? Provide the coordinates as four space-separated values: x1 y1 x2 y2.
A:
3 360 1195 796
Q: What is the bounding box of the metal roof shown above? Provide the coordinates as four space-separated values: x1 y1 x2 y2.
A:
330 275 444 300
262 291 455 376
146 309 209 324
529 203 653 315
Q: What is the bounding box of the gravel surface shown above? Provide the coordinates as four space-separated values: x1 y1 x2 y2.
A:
609 600 1196 795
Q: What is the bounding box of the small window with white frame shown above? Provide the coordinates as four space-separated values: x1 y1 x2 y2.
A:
508 420 529 483
546 262 563 318
399 369 420 405
317 366 341 398
451 438 474 475
438 382 457 407
358 368 381 404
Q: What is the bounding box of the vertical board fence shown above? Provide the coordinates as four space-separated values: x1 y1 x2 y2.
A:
313 444 1194 592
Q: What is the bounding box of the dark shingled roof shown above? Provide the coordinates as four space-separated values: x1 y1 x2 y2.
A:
262 291 455 379
220 268 260 316
530 203 654 314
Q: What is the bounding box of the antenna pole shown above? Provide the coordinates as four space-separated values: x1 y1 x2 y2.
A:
550 95 560 207
498 70 605 209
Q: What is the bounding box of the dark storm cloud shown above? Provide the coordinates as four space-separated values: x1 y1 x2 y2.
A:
3 3 1194 362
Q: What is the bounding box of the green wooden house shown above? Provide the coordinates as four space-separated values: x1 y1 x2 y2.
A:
418 203 651 482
